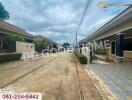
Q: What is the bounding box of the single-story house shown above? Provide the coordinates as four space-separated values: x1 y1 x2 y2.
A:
79 6 132 63
0 21 35 53
33 35 59 52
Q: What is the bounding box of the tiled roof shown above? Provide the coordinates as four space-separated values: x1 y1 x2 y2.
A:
33 35 57 45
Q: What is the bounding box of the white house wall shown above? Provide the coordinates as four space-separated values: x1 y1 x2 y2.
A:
16 41 35 53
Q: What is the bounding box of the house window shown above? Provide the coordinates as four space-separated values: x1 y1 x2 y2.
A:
124 38 132 51
0 36 3 49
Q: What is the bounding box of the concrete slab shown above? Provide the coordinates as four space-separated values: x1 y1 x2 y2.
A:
92 60 110 64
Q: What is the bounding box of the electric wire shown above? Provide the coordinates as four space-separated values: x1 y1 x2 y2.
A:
75 0 93 44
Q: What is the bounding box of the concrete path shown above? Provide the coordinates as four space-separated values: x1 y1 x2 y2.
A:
89 62 132 100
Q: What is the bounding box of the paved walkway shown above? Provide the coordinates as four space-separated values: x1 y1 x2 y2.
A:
89 61 132 100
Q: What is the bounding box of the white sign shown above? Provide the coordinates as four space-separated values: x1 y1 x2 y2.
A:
0 92 42 100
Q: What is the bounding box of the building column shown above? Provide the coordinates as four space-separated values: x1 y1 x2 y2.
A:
116 33 124 63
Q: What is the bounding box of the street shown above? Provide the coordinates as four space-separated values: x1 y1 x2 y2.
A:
0 53 103 100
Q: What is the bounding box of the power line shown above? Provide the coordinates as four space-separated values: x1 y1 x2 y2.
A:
75 0 93 44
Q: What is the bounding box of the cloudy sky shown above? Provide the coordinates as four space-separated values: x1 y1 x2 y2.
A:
1 0 132 45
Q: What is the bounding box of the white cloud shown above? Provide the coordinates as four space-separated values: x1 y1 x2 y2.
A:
1 0 131 44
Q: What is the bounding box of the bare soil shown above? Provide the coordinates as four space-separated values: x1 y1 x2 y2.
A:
0 53 103 100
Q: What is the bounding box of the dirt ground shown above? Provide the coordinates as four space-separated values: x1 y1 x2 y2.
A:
0 54 80 100
77 65 102 100
0 53 103 100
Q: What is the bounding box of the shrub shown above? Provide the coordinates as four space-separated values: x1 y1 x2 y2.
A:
0 53 22 63
74 50 80 58
95 49 107 55
79 55 87 64
74 51 87 64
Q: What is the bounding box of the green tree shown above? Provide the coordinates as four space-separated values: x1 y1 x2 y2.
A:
41 39 49 47
34 39 50 52
5 34 24 42
0 2 9 21
62 42 70 49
